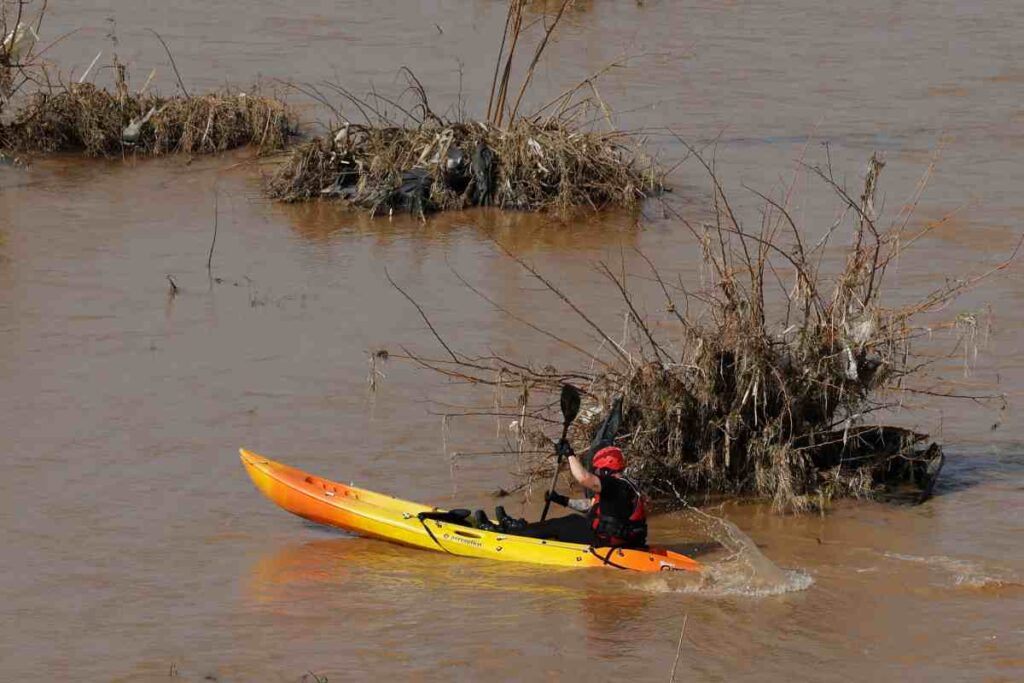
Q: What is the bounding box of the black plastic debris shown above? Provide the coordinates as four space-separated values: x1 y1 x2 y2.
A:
320 162 359 199
444 146 470 194
470 141 495 205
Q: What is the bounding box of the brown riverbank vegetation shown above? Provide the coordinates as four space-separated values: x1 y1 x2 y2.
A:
265 113 657 217
1 79 293 157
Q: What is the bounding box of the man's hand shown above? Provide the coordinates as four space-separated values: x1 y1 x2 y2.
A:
555 438 574 462
544 491 569 507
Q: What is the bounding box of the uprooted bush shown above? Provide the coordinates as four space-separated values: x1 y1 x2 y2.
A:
389 151 1014 512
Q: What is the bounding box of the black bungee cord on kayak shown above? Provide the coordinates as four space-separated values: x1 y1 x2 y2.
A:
417 516 455 555
589 546 629 570
416 509 473 555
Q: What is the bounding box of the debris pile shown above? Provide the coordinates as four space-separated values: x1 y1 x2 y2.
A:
265 0 660 217
394 153 1009 511
1 7 294 158
265 119 657 216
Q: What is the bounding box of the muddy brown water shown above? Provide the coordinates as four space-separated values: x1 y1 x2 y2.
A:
2 1 1023 681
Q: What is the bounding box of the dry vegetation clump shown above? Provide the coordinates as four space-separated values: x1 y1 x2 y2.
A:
266 0 660 217
390 151 1014 512
1 80 294 157
265 118 657 216
1 3 294 158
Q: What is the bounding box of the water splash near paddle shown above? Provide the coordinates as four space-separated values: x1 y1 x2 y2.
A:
694 510 813 596
639 508 813 597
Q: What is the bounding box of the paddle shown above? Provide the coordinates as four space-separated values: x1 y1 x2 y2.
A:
540 384 581 522
582 396 622 497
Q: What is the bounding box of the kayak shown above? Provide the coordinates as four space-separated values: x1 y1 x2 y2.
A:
240 448 702 573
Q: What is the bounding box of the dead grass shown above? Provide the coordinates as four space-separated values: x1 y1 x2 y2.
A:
1 3 294 158
1 81 294 157
265 118 658 217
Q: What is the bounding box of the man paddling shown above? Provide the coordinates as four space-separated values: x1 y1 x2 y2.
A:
508 441 648 548
548 442 648 548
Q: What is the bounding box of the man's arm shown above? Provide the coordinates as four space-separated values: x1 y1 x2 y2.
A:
568 454 601 492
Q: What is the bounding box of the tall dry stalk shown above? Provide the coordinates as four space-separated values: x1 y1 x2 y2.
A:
488 0 573 128
263 0 656 217
0 0 47 112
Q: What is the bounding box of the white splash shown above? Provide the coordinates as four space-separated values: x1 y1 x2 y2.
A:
644 509 814 597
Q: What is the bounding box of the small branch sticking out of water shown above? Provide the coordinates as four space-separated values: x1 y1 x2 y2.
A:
367 349 388 393
166 274 178 297
508 0 573 123
78 50 102 83
385 267 459 364
668 613 688 682
207 190 218 276
146 28 189 97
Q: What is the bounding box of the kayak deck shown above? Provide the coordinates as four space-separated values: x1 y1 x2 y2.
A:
240 448 702 573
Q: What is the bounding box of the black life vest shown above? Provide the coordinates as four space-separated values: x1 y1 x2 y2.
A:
588 475 647 548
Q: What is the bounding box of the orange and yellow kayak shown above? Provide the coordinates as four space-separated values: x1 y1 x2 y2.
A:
240 448 702 573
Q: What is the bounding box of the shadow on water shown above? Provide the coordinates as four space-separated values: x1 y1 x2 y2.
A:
659 541 723 558
299 518 352 534
930 448 1024 496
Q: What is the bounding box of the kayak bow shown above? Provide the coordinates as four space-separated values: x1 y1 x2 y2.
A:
240 449 702 573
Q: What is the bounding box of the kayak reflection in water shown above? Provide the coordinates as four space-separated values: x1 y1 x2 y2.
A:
511 442 649 549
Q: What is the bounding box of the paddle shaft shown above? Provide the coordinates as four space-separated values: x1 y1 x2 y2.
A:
539 422 571 522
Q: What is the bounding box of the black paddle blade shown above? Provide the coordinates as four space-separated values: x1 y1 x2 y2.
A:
587 396 622 461
583 396 623 496
560 384 581 426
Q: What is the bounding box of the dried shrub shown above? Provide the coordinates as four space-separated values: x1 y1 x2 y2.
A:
1 1 44 114
389 151 1014 512
2 81 294 157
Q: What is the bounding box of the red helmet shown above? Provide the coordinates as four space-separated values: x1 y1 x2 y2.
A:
592 446 625 472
